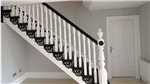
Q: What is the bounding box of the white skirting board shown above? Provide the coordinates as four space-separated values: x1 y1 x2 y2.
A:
140 59 150 84
9 72 71 84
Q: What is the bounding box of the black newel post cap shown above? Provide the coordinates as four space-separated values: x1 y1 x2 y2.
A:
99 41 104 46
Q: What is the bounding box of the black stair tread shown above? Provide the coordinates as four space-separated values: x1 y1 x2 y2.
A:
18 23 28 25
26 29 35 32
3 10 11 12
10 16 20 18
44 44 55 46
35 37 45 39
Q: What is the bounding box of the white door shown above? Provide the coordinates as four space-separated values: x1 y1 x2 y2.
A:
108 19 134 77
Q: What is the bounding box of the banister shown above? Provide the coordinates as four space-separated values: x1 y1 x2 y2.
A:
42 3 97 45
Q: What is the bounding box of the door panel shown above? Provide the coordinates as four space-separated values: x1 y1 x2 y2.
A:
109 20 134 77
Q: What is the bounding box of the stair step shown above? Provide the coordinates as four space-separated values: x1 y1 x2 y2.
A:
44 44 55 53
18 23 28 32
3 10 11 18
53 51 64 61
26 30 36 39
35 37 45 46
10 16 19 25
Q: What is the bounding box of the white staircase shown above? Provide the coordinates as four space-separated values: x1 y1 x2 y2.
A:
2 3 109 84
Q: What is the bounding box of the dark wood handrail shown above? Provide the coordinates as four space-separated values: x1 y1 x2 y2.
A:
42 3 97 45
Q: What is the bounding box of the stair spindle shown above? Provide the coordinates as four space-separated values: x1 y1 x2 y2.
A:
82 34 87 76
11 5 15 16
54 13 58 52
23 5 27 23
27 4 31 30
63 20 67 60
93 42 97 83
68 24 72 60
58 16 62 52
44 6 49 44
19 6 23 23
7 5 11 10
97 29 107 84
78 31 82 67
15 6 19 16
32 4 35 30
49 10 53 44
40 4 44 37
73 28 77 67
36 4 40 37
87 38 92 76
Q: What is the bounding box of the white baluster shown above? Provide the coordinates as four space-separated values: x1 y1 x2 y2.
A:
36 4 40 37
44 6 49 44
27 4 31 30
87 38 92 76
54 13 58 52
78 31 82 67
49 10 53 44
15 6 19 16
93 42 97 84
73 28 77 67
8 5 11 10
68 24 72 60
23 5 27 23
97 29 107 84
11 5 15 16
19 6 23 23
40 4 44 37
63 20 67 60
83 34 87 76
32 4 35 30
58 16 62 52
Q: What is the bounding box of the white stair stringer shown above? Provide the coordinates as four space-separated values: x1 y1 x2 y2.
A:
4 17 86 84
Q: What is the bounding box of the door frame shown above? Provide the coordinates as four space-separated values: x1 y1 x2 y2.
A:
106 15 141 79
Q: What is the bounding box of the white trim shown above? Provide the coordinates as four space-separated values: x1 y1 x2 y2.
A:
10 73 27 84
27 72 71 79
0 23 3 84
4 17 86 84
141 77 150 84
106 15 141 79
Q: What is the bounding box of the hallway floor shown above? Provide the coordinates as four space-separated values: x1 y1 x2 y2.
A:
21 77 146 84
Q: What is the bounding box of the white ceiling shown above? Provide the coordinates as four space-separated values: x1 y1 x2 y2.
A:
83 1 149 10
1 0 74 6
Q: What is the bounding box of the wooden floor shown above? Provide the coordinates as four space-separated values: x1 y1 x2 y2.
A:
21 77 146 84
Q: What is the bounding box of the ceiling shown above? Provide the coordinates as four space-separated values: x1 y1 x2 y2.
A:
83 0 149 10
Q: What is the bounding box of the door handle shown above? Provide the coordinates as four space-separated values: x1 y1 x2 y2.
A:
110 46 113 53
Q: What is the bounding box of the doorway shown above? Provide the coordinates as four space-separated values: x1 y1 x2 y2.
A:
106 15 141 79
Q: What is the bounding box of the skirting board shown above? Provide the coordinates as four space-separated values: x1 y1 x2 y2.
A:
141 77 150 84
10 72 71 84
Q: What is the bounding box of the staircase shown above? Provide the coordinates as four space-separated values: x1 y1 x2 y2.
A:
2 3 110 84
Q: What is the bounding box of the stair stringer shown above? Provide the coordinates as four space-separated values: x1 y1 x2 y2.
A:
4 17 86 84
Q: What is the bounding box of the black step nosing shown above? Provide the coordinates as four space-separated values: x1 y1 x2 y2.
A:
35 37 45 39
10 16 20 18
44 44 55 46
18 23 28 25
53 51 64 54
3 10 11 12
26 30 36 32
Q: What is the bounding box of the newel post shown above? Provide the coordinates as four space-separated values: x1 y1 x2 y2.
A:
97 29 107 84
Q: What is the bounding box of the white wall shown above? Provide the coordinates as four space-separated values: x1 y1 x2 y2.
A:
27 43 63 72
1 23 27 83
47 2 139 70
139 2 150 62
